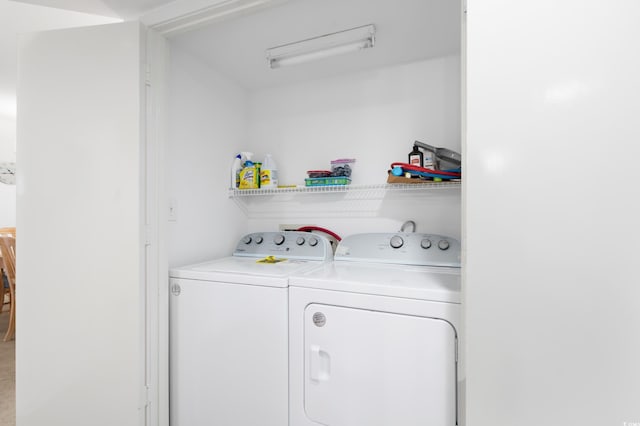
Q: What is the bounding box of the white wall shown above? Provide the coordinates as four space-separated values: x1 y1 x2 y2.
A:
247 56 461 186
1 2 117 161
465 1 640 425
245 56 461 239
0 116 16 162
1 113 17 228
167 52 462 260
0 1 118 229
166 47 248 267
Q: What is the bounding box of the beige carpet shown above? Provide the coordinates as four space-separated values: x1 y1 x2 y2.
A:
0 305 15 426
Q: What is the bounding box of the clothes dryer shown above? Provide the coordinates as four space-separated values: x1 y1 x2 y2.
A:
169 231 333 426
289 232 461 426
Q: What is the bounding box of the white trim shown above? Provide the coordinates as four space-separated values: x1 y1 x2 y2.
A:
145 27 170 426
141 0 291 36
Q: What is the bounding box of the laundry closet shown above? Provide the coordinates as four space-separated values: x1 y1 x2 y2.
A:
165 2 464 424
164 0 463 267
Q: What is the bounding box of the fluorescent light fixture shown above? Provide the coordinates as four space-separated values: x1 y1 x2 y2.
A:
266 24 376 69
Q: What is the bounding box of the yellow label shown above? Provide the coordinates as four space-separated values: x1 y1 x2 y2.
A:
239 167 258 189
260 169 272 186
256 256 287 264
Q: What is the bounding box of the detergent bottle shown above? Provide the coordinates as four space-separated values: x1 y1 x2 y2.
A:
239 152 260 189
260 154 278 188
408 146 423 167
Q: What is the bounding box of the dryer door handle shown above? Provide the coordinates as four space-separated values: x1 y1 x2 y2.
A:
309 345 331 382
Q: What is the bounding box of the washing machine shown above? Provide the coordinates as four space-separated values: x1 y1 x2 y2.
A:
169 231 333 426
289 232 462 426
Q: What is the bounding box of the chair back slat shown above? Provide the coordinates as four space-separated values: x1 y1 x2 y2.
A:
0 227 16 341
0 235 16 285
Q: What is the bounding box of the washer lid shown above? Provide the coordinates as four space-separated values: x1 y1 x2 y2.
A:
289 262 461 303
170 256 326 288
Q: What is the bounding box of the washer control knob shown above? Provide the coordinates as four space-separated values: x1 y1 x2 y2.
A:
242 236 252 245
296 236 306 245
255 236 263 244
308 237 319 247
390 235 404 249
274 234 285 245
438 239 450 250
421 239 432 249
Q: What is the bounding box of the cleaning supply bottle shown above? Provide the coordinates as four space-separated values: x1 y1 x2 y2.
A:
230 154 242 189
239 152 260 189
423 150 436 170
241 151 253 165
254 162 262 188
260 154 278 188
408 146 423 167
239 161 258 189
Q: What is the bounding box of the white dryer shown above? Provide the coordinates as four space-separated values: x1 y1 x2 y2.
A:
289 232 461 426
169 231 333 426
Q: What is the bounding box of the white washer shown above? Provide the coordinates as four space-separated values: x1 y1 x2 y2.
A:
289 232 461 426
169 231 333 426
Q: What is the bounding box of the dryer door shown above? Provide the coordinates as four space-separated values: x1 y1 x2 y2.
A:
304 303 457 426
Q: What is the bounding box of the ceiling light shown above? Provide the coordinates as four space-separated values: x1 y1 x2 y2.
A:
266 24 376 69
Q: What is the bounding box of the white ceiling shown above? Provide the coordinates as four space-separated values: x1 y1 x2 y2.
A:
170 0 461 90
0 1 120 104
5 0 461 91
12 0 173 19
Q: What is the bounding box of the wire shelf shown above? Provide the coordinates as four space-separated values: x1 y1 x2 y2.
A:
227 181 461 218
228 181 461 198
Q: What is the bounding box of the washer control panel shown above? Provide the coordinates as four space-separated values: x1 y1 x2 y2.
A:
233 231 333 261
335 233 460 267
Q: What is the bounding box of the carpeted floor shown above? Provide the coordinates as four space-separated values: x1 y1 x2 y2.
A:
0 307 15 426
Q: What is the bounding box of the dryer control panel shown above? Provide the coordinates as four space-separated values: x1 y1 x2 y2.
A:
233 231 333 261
335 233 460 267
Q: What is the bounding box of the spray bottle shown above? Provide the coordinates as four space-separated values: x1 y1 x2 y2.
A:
230 154 242 189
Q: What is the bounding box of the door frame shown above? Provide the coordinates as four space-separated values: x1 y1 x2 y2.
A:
143 1 469 425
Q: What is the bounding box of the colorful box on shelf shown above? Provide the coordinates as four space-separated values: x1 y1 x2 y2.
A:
305 176 352 186
306 170 333 178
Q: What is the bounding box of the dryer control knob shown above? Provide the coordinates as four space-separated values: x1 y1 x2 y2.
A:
255 236 263 244
421 239 432 249
308 237 318 247
390 235 404 249
242 236 252 244
274 234 285 245
438 239 450 250
296 236 305 245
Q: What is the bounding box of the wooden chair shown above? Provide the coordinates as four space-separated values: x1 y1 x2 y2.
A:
0 228 15 310
0 227 16 341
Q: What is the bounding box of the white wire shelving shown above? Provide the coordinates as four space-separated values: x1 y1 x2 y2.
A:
228 181 461 198
228 181 461 218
